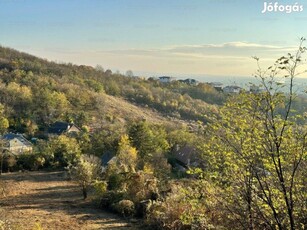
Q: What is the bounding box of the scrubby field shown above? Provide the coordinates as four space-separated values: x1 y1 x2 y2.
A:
0 171 139 230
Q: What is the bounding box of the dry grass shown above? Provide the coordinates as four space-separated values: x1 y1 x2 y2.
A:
0 171 140 230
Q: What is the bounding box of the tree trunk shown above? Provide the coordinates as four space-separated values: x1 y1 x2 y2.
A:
82 186 87 200
247 183 253 230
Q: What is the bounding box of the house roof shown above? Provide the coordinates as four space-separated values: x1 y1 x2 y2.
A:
209 82 223 87
172 145 199 167
2 133 32 147
158 76 175 81
224 85 242 90
101 151 116 166
48 121 80 135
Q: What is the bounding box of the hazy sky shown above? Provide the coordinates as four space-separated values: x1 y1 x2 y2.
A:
1 0 307 77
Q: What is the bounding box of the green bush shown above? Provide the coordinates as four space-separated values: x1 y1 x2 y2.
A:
93 180 107 197
16 153 45 170
107 173 125 191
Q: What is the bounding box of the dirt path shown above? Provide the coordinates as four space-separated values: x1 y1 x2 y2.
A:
0 171 140 230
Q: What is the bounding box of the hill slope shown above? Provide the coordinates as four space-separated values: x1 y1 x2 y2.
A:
0 46 219 134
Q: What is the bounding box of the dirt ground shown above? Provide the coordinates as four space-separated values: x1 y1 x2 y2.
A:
0 171 141 230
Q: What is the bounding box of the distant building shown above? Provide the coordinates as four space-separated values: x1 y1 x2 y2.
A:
1 133 32 155
48 121 81 135
223 85 242 94
133 76 146 80
159 76 175 83
178 78 199 85
208 82 224 92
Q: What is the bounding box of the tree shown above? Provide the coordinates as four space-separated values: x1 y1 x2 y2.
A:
105 135 138 192
0 104 8 175
0 104 9 134
129 121 169 159
203 38 307 229
33 89 69 125
125 70 134 78
105 69 112 76
110 134 138 173
129 121 155 159
44 135 81 167
68 154 102 199
95 65 104 72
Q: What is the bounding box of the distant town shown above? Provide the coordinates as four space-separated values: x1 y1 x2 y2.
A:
155 75 263 94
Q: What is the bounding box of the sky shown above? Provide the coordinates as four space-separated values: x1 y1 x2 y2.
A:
1 0 307 78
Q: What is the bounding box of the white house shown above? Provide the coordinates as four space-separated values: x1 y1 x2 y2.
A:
1 133 33 155
223 85 242 94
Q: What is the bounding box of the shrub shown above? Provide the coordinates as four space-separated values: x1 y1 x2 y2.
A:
114 199 135 217
16 153 45 170
125 171 158 203
93 180 107 197
107 173 125 191
146 181 217 230
99 191 124 209
1 154 17 172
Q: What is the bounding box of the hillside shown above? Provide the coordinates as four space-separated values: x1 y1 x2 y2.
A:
0 46 217 229
0 45 307 230
0 46 222 135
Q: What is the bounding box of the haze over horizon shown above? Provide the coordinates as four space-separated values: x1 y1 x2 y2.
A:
1 0 307 78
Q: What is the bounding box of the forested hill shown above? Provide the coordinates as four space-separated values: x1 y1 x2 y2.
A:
1 46 307 230
0 46 224 134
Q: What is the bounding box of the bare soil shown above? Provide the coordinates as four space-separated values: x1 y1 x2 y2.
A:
0 170 140 230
